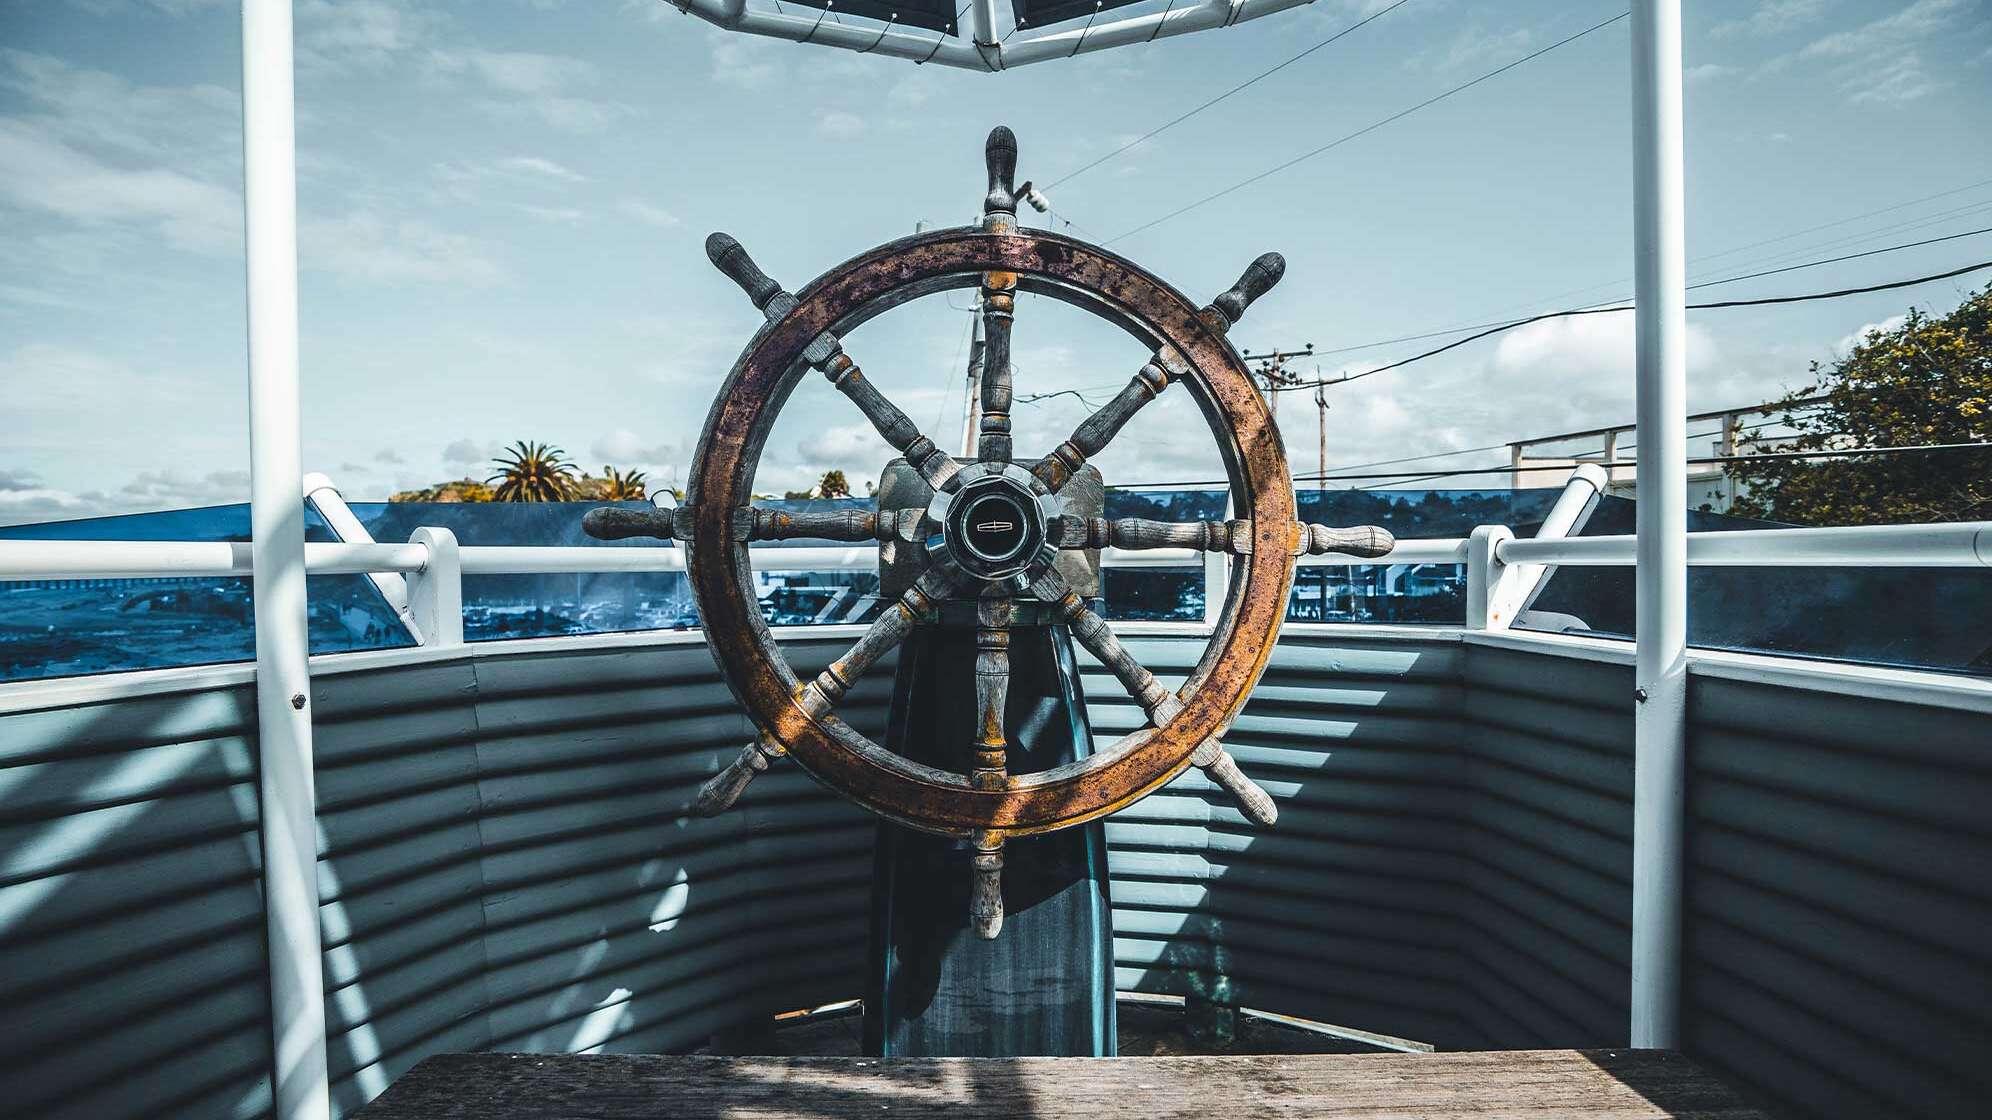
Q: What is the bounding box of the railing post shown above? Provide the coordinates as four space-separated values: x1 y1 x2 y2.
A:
1465 525 1519 630
240 1 327 1116
1630 0 1689 1051
1502 463 1608 620
406 528 463 648
303 472 424 645
1204 493 1232 629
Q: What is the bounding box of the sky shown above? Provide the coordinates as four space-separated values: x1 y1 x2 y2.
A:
1 0 1989 524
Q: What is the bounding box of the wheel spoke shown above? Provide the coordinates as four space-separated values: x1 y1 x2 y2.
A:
734 506 923 544
822 351 961 490
1027 568 1180 725
1050 516 1394 558
1053 516 1249 553
969 830 1005 940
1302 523 1395 558
1191 738 1279 827
693 732 784 818
705 232 959 491
1030 353 1180 492
972 595 1013 789
797 567 955 719
976 269 1016 464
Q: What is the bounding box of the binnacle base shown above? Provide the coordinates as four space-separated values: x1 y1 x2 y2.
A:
863 457 1115 1057
863 621 1116 1057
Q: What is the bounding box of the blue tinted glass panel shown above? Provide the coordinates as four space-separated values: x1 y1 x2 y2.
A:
1098 489 1220 622
1284 488 1564 624
1519 496 1992 675
349 500 690 642
0 502 412 682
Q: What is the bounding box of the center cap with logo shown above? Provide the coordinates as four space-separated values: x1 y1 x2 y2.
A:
925 462 1062 585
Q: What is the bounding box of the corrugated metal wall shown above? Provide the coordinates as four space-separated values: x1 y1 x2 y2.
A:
3 629 1987 1120
1102 632 1475 1050
1683 674 1992 1119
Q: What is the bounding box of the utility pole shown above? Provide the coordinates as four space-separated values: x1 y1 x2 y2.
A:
1313 383 1328 490
1239 344 1313 422
961 312 985 457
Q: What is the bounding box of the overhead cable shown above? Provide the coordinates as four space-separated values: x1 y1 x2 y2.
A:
1107 10 1631 244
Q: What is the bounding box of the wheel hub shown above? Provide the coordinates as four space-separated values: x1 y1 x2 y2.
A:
925 463 1062 586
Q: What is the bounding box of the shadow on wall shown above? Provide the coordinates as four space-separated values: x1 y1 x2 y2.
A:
0 684 275 1119
1092 631 1634 1054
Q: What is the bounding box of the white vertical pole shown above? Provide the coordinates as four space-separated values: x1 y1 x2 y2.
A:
1630 0 1688 1051
242 1 329 1116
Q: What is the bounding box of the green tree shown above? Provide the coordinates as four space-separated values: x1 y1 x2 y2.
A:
487 440 578 502
602 465 647 500
574 465 648 501
1727 283 1991 526
817 469 851 498
389 478 494 503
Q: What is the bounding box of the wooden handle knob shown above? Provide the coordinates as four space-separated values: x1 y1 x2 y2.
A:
705 232 783 311
1209 252 1286 329
694 739 775 817
984 126 1018 216
1306 524 1395 558
1192 740 1278 827
582 506 673 541
970 845 1004 940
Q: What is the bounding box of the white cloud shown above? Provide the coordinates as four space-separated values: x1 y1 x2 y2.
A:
0 49 238 168
297 0 441 72
511 203 584 223
498 155 586 182
1712 0 1829 39
428 47 590 93
1802 0 1963 57
617 198 680 227
428 47 628 133
591 429 684 467
1686 63 1736 85
1416 26 1535 72
1835 314 1907 354
1792 0 1966 103
816 111 866 138
443 439 495 466
117 468 251 507
373 448 406 465
0 119 239 251
710 40 780 91
302 212 509 286
1842 50 1943 103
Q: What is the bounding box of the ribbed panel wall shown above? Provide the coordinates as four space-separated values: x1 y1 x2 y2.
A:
0 682 272 1120
1457 644 1634 1050
0 636 888 1120
1095 632 1475 1049
1683 675 1992 1120
4 629 1987 1120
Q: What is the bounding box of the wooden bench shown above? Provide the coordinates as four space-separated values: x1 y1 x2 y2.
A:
352 1049 1768 1118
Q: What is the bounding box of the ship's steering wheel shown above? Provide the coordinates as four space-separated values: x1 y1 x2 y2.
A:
584 127 1393 937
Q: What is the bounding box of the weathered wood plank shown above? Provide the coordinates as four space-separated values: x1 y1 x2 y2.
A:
353 1049 1769 1119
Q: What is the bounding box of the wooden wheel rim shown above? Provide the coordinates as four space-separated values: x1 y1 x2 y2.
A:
684 227 1297 838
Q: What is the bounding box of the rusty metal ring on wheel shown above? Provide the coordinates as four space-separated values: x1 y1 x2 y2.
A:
684 227 1297 839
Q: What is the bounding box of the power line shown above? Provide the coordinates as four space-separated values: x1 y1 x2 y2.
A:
1107 10 1630 245
1282 252 1992 392
1108 440 1992 490
1486 179 1992 320
1304 197 1992 361
1042 0 1416 192
1690 224 1992 290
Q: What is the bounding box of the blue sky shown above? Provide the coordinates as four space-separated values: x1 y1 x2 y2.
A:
1 0 1988 522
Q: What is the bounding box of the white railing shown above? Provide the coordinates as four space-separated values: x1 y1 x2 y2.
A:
3 467 1988 647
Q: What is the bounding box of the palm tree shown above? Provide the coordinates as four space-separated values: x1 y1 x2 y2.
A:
487 440 578 502
600 465 648 500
